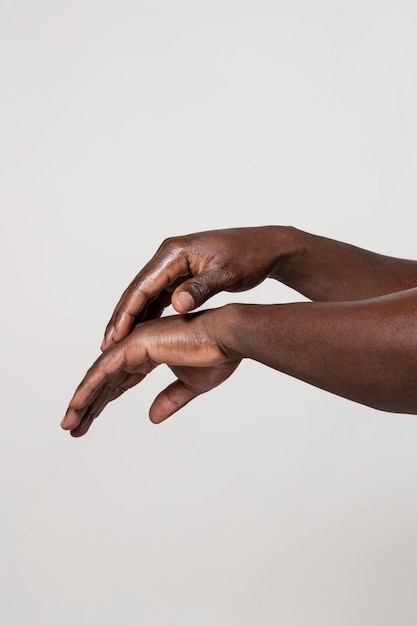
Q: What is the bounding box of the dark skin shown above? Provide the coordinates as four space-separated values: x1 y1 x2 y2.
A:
61 226 417 437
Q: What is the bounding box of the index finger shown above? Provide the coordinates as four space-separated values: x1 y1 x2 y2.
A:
101 246 190 350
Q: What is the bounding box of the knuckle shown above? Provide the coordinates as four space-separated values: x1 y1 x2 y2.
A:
160 236 179 252
188 279 207 301
159 235 188 257
218 262 236 287
164 386 182 409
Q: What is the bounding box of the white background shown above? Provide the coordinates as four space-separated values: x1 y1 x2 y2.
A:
2 1 417 624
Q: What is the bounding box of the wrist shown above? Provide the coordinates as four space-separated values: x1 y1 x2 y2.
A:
207 303 257 361
266 226 309 283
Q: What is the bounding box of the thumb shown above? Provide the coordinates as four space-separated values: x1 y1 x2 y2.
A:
171 269 225 313
149 379 200 424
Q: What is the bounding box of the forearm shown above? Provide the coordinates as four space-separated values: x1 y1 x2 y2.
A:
218 292 417 414
270 226 417 301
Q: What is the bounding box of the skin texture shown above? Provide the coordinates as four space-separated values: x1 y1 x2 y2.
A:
62 226 417 437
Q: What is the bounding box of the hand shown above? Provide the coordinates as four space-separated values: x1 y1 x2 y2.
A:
101 226 284 350
62 309 240 437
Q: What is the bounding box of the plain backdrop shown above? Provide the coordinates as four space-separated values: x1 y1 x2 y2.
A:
2 1 417 624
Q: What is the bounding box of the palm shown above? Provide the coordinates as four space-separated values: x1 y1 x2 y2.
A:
170 361 240 394
149 360 240 423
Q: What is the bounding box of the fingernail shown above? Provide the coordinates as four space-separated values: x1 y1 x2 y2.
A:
176 291 194 312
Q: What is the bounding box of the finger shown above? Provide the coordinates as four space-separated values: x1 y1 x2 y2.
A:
68 375 125 437
61 344 128 431
69 387 113 437
68 369 154 437
133 289 174 325
171 268 231 313
62 340 157 434
62 381 111 433
107 370 153 402
69 371 129 436
69 412 95 438
62 389 102 432
101 255 190 350
61 405 86 433
149 379 201 424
